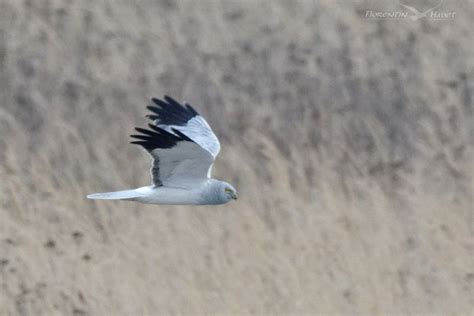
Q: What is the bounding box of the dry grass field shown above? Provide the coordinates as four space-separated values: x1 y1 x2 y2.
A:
0 0 473 315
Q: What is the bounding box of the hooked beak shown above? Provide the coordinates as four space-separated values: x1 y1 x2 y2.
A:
232 192 238 200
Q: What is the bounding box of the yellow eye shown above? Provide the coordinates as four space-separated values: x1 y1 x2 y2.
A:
225 188 232 193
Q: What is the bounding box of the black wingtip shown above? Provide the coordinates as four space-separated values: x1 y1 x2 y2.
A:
146 105 161 115
135 127 155 135
146 114 159 121
185 103 199 116
163 95 179 104
171 128 194 142
151 98 162 105
147 123 163 133
130 123 194 152
146 96 199 126
130 134 149 141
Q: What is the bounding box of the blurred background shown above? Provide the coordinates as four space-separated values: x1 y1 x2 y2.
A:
0 0 472 315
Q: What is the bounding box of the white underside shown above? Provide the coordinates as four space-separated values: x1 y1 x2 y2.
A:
87 179 224 205
133 186 208 205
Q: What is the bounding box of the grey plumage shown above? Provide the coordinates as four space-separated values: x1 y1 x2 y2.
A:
87 96 237 205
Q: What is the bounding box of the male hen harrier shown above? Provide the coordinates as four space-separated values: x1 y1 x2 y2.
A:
87 96 237 205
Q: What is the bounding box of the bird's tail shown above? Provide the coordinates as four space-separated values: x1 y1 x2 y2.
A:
86 189 143 201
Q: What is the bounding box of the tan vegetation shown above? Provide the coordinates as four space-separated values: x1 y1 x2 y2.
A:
0 0 472 315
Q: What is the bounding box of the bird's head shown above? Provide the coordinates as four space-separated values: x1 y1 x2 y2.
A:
219 182 238 203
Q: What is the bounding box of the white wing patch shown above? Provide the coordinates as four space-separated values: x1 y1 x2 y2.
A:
157 115 220 158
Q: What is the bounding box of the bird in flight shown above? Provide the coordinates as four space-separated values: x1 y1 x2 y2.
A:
399 2 442 21
87 96 237 205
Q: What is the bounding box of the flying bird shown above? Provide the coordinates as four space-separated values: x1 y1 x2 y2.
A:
399 2 442 21
87 96 237 205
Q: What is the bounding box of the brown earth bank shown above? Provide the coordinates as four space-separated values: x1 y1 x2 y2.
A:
0 0 472 315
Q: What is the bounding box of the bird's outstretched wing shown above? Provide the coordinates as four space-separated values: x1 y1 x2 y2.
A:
130 96 219 188
146 96 220 158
